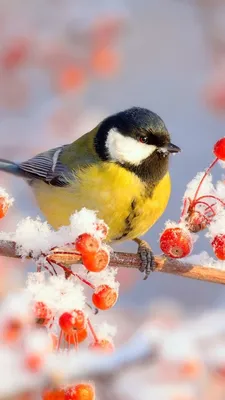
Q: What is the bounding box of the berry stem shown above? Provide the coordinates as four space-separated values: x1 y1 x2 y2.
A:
87 318 98 342
72 332 78 351
195 194 225 207
193 158 218 202
179 197 190 221
205 202 216 212
193 200 216 216
57 329 63 351
47 258 95 289
193 210 211 224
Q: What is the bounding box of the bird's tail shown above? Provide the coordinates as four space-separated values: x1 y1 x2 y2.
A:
0 159 23 177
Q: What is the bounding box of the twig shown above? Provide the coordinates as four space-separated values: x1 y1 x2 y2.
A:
0 239 224 285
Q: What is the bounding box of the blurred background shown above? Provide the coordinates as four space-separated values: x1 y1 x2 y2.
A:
1 0 225 310
1 1 225 399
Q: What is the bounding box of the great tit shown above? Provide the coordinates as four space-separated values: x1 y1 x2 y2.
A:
0 107 180 279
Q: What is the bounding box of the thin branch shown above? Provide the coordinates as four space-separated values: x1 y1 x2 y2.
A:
0 239 224 285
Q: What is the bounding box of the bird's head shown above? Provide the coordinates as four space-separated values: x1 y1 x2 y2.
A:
94 107 180 180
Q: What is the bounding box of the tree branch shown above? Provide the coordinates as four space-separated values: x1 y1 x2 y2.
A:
0 239 224 285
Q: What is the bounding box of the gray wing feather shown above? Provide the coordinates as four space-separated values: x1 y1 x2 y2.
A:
19 145 73 187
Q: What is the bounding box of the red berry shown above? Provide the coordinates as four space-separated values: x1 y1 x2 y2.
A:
94 222 108 239
92 285 118 310
82 248 109 272
65 383 94 400
212 234 225 260
33 302 52 326
59 310 86 333
88 339 114 353
24 353 43 373
75 234 100 255
160 227 193 258
64 327 88 344
187 211 208 233
2 318 22 343
0 196 10 219
42 388 65 400
214 138 225 161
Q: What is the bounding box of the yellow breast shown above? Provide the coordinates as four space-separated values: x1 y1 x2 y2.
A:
31 163 171 242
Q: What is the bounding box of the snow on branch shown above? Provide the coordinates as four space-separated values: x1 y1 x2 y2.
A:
0 239 225 285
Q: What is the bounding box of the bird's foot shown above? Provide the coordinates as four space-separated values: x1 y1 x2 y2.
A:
133 238 155 280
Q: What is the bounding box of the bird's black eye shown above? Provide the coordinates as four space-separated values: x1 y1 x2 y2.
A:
139 136 148 144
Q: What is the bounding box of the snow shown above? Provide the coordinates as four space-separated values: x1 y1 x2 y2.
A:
183 172 215 200
184 251 225 270
87 267 120 291
25 329 50 354
26 272 86 313
0 291 32 322
218 160 225 169
207 209 225 238
215 180 225 201
70 208 107 240
96 322 117 340
15 217 54 258
0 186 14 207
161 333 199 361
0 208 109 261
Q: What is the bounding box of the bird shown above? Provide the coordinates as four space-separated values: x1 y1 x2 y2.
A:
0 107 180 279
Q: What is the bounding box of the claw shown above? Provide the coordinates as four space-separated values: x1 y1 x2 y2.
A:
134 238 155 280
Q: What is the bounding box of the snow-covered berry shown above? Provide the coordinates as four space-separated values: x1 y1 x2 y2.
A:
92 285 118 310
211 234 225 260
82 248 109 272
59 310 86 333
75 233 100 254
160 227 193 258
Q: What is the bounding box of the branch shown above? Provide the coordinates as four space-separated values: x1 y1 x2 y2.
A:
0 240 225 284
0 239 224 285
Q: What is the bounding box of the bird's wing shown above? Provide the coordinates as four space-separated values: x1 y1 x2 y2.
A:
19 128 101 187
19 145 73 187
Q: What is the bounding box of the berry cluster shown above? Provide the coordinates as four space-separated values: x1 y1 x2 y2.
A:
0 204 118 399
160 137 225 261
42 383 94 399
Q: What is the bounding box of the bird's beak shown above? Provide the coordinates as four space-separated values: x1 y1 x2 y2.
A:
165 142 181 154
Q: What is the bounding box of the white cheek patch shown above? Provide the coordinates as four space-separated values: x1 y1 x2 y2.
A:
105 128 157 166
